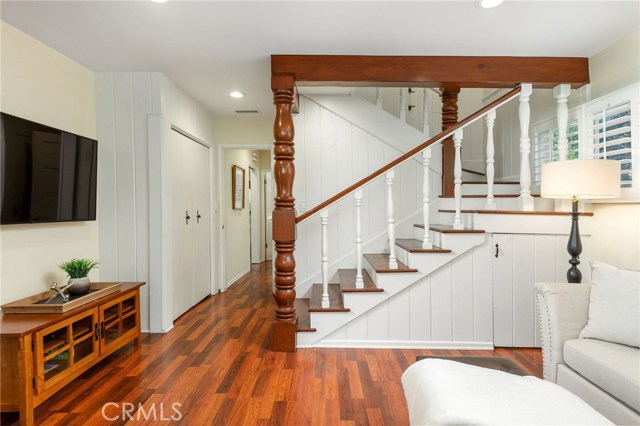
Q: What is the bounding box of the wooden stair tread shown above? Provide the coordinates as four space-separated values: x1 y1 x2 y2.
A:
338 269 383 292
414 224 485 234
363 254 418 273
439 194 541 198
395 239 452 253
439 209 594 216
294 298 316 332
309 283 350 312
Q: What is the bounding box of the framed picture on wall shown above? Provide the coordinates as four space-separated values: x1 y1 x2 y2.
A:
232 165 245 209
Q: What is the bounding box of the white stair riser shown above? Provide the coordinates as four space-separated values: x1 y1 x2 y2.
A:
473 213 592 235
462 183 521 195
439 211 474 229
395 246 456 272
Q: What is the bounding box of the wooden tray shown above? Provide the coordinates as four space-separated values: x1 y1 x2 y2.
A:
1 283 122 314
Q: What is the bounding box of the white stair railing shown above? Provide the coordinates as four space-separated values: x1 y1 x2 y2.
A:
422 149 433 248
399 88 407 123
320 209 330 308
422 88 431 135
518 83 534 211
375 88 383 108
453 129 464 230
354 190 364 288
554 84 571 160
485 109 497 210
385 170 398 269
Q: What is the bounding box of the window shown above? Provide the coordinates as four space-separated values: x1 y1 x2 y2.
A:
533 120 579 187
532 83 638 199
590 100 633 188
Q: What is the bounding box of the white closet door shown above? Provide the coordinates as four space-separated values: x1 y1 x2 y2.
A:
192 141 211 304
249 168 261 264
168 130 195 320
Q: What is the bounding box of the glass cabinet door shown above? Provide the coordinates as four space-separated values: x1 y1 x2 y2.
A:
99 293 139 356
34 308 99 395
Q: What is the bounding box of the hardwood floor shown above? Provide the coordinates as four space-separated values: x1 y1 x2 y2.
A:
3 262 542 426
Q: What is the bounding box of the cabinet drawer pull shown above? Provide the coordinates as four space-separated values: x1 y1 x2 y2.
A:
495 243 499 258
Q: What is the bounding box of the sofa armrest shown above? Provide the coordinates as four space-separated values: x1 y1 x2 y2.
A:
535 282 591 383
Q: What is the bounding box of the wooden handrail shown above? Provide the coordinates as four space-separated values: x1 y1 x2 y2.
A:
296 85 522 224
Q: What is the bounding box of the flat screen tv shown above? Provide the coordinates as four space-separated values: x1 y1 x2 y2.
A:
0 112 97 224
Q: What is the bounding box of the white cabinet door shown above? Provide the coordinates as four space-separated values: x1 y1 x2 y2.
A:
492 233 586 348
192 141 211 304
168 131 212 320
168 130 195 320
492 234 514 347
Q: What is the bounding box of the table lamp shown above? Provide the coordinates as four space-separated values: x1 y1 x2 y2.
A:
541 159 620 283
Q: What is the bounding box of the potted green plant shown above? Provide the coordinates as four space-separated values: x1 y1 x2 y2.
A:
58 258 99 295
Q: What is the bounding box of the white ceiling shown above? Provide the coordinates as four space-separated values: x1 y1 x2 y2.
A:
1 1 638 117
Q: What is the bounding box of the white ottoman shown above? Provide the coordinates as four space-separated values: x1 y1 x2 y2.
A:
402 359 613 425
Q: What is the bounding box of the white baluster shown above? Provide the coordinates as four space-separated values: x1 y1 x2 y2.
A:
354 190 364 288
385 170 398 269
453 130 464 230
375 88 383 108
422 149 433 248
399 88 407 123
519 83 534 211
554 84 571 160
320 209 330 308
485 109 497 210
422 88 431 135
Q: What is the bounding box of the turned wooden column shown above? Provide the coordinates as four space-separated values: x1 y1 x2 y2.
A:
441 87 460 197
271 74 297 352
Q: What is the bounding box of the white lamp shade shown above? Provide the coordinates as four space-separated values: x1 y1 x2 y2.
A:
541 159 621 200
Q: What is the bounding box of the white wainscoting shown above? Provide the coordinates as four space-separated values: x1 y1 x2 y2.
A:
96 72 216 333
316 239 494 348
293 95 443 297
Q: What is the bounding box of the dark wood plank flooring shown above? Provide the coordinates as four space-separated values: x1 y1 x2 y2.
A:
3 262 542 426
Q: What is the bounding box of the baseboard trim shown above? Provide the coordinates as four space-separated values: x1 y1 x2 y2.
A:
304 339 494 350
226 267 251 289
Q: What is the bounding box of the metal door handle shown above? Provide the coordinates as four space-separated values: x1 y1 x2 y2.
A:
94 323 100 341
186 210 191 225
100 321 105 339
197 210 201 223
495 243 499 258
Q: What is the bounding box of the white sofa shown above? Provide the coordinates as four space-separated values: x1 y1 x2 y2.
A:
536 282 640 425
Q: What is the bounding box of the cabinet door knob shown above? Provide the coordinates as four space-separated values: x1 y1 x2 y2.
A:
197 210 201 224
495 243 500 258
185 210 191 225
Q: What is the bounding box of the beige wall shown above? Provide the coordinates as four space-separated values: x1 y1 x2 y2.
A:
589 30 640 100
214 116 273 147
587 31 640 271
0 22 99 304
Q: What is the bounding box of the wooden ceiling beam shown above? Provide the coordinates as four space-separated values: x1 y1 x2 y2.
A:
271 55 589 89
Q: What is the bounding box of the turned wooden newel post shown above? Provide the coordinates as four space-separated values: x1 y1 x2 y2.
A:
271 74 297 352
441 87 460 197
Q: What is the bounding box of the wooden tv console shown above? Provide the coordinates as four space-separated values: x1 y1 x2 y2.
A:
0 282 144 426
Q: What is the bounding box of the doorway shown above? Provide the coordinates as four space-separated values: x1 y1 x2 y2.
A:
249 166 261 264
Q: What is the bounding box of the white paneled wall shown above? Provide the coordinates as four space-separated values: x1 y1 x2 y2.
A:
315 232 591 348
353 87 486 174
317 240 494 349
96 72 216 333
293 95 442 297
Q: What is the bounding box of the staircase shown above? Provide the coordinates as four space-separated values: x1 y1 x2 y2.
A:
275 82 592 350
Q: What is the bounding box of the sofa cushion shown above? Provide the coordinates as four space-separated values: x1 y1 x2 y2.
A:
580 261 640 348
564 338 640 411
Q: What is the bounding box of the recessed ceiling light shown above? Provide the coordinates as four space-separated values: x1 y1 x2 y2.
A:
476 0 504 9
150 0 168 3
230 91 245 99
